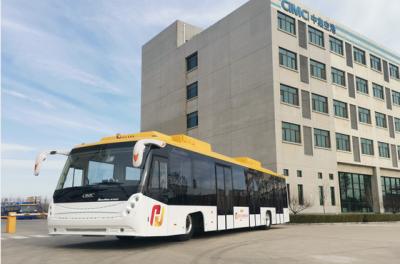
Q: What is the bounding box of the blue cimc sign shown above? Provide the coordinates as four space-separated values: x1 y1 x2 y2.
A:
281 0 309 20
280 0 336 34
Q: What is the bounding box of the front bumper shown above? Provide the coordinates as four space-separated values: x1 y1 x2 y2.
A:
48 200 140 237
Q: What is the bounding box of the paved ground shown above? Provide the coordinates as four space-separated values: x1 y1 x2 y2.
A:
1 220 400 264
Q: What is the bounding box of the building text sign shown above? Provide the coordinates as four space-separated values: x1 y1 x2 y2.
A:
281 0 336 34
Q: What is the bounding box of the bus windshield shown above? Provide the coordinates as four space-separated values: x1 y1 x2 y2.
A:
54 142 145 203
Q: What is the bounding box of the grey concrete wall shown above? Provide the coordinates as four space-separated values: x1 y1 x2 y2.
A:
141 0 277 168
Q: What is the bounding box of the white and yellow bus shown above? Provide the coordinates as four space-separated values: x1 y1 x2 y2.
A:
35 131 289 240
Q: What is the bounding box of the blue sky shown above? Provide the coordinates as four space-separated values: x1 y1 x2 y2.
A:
2 0 400 199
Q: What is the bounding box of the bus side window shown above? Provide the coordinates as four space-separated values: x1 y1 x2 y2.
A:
149 157 168 190
160 160 168 190
233 167 247 206
149 160 160 189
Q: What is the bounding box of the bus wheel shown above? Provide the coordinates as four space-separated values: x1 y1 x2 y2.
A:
264 211 272 230
177 214 194 241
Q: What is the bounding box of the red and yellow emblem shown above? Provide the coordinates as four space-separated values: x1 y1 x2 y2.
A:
150 204 165 227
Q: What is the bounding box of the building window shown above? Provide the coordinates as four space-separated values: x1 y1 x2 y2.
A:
287 184 291 204
318 172 322 179
297 170 302 178
186 82 198 100
329 173 334 180
330 186 336 206
381 176 400 213
319 186 324 206
370 54 382 71
331 67 346 86
186 52 198 71
310 59 326 80
356 77 368 94
353 46 366 65
282 122 301 143
378 142 390 158
329 36 343 55
358 107 371 124
283 169 289 176
333 100 348 118
308 26 324 47
280 84 299 106
375 112 387 128
395 117 400 132
393 90 400 106
312 94 328 114
297 184 304 205
186 111 198 129
361 138 374 156
372 83 384 100
279 47 297 70
277 11 296 35
336 133 351 152
389 63 400 79
398 146 400 160
314 128 331 148
339 172 373 212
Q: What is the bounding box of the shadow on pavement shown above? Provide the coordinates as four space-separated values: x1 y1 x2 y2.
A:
54 226 286 251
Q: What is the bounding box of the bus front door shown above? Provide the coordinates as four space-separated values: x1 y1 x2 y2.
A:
216 164 233 230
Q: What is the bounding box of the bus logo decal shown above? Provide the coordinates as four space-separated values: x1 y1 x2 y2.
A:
150 204 165 227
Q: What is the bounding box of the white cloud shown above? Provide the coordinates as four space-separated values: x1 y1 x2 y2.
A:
3 89 55 109
2 143 35 153
6 107 115 135
33 60 122 94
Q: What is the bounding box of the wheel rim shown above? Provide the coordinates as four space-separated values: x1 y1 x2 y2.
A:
186 215 193 234
266 213 271 227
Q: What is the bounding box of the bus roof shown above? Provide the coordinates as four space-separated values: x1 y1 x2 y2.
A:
75 131 284 179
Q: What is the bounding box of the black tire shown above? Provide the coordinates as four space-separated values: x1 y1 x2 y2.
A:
264 211 272 230
176 214 194 241
116 236 135 241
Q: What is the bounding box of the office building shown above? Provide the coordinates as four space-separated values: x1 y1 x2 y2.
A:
141 0 400 213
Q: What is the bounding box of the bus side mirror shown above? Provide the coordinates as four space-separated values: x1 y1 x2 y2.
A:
34 152 48 176
34 150 70 176
132 139 166 168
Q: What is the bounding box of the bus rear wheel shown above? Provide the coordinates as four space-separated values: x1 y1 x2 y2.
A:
177 214 194 241
264 211 272 230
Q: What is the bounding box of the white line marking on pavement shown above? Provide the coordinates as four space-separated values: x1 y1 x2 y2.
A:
30 235 51 238
11 236 29 239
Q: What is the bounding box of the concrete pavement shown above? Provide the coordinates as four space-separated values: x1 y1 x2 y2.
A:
2 220 400 264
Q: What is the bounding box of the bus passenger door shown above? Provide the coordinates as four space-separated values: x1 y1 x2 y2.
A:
216 165 233 230
247 171 258 227
147 156 168 204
